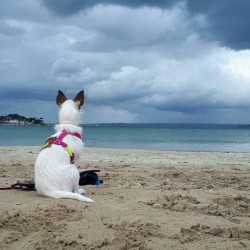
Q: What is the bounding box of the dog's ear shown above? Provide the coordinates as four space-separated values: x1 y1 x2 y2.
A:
73 90 84 109
56 90 68 106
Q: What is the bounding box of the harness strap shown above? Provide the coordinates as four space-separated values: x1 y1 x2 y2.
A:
43 130 82 164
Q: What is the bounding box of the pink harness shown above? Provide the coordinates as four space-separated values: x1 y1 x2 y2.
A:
43 130 82 164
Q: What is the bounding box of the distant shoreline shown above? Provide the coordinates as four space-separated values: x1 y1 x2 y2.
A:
0 124 46 126
0 114 45 126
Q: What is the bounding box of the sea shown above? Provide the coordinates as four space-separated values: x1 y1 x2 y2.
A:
1 123 250 152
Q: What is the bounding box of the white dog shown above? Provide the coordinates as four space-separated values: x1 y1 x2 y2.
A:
35 90 94 202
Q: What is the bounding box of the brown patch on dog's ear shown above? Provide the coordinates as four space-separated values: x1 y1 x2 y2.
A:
56 90 68 106
73 90 84 109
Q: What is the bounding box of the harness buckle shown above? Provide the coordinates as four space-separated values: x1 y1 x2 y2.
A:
53 139 61 145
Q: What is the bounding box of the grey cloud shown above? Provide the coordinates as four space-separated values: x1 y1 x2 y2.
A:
69 5 197 55
0 21 25 37
71 33 154 53
87 49 250 115
140 94 249 114
0 0 49 23
40 0 250 50
52 58 82 75
0 87 56 101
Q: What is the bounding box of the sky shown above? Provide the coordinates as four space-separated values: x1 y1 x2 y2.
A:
1 0 250 124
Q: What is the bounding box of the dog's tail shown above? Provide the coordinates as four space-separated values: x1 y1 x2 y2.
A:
45 190 94 203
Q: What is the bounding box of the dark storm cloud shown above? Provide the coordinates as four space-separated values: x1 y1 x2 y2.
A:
186 0 250 50
40 0 176 16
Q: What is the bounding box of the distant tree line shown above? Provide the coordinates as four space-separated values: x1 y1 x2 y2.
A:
0 114 45 125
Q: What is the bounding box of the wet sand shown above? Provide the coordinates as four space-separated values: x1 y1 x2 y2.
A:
0 147 250 249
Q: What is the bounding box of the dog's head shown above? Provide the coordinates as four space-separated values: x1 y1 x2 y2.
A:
56 90 84 126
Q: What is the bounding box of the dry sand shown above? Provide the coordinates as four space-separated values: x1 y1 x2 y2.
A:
0 146 250 250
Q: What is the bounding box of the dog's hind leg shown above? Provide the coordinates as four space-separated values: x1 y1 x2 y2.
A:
46 190 94 202
77 188 86 194
72 175 86 195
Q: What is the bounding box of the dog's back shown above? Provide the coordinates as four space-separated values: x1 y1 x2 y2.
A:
34 90 94 203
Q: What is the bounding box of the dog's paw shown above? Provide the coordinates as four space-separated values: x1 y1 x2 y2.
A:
78 188 86 195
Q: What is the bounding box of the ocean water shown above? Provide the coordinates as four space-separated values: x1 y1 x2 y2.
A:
1 124 250 152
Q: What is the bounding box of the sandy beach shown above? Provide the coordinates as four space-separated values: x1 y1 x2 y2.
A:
0 146 250 250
